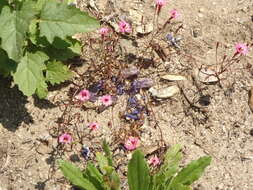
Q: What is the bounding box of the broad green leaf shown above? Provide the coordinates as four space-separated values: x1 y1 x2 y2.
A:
52 37 72 49
169 156 211 188
96 152 109 174
36 0 47 11
39 0 99 43
102 141 113 167
43 44 80 61
83 162 104 190
0 48 17 77
46 61 73 85
58 160 97 190
128 150 150 190
12 51 49 96
0 1 38 61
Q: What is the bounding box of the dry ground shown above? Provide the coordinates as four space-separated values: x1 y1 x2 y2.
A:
0 0 253 189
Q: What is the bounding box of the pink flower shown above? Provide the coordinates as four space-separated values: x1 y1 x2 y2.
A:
235 43 249 55
100 95 112 106
99 27 109 36
148 155 160 166
119 21 131 33
124 137 139 150
170 9 180 19
88 122 99 130
59 133 72 144
155 0 166 7
75 89 90 101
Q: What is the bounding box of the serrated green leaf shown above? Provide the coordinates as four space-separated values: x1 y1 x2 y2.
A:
128 150 150 190
0 48 17 77
46 61 73 85
0 1 38 61
58 160 97 190
12 51 48 96
39 0 99 43
169 156 211 188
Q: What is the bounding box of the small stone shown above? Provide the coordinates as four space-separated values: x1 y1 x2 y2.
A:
149 85 179 99
199 8 205 13
36 143 52 154
197 67 219 83
198 13 204 18
161 74 187 81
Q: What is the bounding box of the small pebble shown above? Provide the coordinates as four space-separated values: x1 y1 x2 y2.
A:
198 13 204 18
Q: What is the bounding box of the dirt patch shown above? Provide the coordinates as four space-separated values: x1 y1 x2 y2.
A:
1 0 253 190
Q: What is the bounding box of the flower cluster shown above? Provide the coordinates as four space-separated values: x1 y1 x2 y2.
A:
75 89 113 106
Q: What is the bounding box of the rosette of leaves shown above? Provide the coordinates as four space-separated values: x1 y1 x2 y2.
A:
0 0 99 98
59 143 211 190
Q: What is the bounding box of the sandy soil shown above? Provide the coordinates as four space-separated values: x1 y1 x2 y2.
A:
0 0 253 190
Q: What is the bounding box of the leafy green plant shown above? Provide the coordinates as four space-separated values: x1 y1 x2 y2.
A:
59 143 211 190
0 0 99 98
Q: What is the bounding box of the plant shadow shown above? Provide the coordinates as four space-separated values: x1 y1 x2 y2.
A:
0 76 33 131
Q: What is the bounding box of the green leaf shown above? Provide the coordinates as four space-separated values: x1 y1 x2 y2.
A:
85 162 103 182
102 141 113 167
128 150 150 190
0 1 38 61
46 61 73 85
39 0 99 43
28 19 39 45
12 51 49 96
0 0 8 14
43 44 80 61
0 48 17 77
168 184 191 190
59 160 97 190
35 79 48 99
96 152 109 174
152 145 182 190
83 162 104 190
103 166 121 190
169 156 211 187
